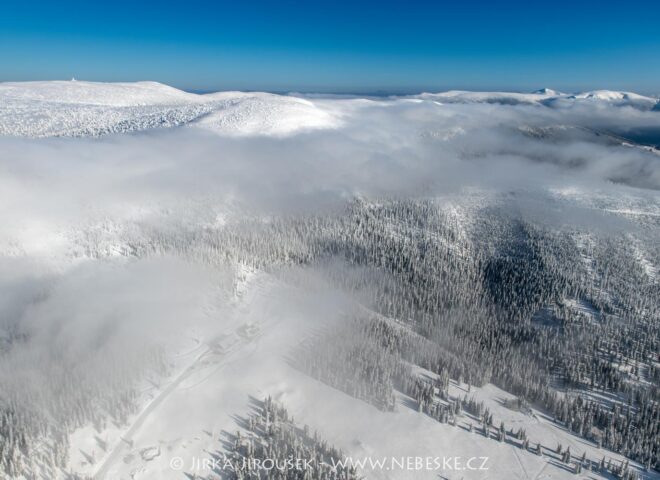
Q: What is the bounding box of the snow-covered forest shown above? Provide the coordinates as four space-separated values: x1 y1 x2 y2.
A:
0 81 658 479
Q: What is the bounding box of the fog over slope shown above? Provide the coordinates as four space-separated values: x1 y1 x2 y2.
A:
0 81 658 480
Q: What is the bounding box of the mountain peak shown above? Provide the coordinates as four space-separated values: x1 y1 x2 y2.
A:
532 88 559 96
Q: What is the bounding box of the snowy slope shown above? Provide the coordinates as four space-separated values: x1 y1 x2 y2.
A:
195 91 342 136
413 89 658 109
0 80 212 137
0 80 202 106
573 90 654 103
0 81 341 137
1 80 658 139
62 272 654 480
415 90 547 105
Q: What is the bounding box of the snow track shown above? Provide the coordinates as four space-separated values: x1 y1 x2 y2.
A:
92 346 213 480
92 324 259 480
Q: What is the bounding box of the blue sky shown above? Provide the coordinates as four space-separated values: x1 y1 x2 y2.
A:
1 0 659 93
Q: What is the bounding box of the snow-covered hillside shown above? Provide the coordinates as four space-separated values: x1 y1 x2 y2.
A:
0 80 201 106
0 81 341 137
0 80 658 138
0 81 659 480
415 88 658 109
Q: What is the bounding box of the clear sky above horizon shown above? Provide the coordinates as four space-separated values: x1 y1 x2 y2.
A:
1 0 659 94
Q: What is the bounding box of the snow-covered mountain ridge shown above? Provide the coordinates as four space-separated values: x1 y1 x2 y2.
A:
0 80 657 138
0 81 340 137
416 88 658 109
